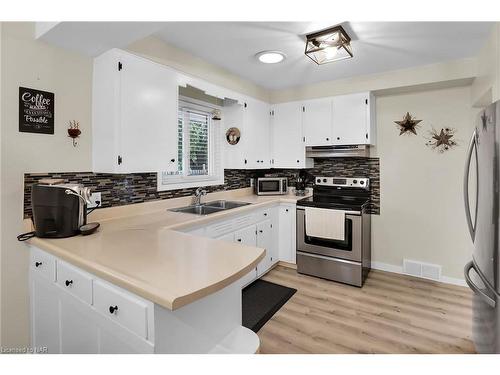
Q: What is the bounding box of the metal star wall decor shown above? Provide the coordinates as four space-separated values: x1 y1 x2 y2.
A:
394 112 422 136
425 127 458 153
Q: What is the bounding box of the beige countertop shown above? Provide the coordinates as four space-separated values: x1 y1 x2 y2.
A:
28 188 309 310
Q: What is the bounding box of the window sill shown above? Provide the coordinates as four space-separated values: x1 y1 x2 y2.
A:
157 175 224 192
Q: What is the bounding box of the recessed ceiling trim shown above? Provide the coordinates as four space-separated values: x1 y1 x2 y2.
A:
255 50 286 64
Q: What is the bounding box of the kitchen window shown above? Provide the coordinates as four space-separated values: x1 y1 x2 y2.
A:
158 98 223 191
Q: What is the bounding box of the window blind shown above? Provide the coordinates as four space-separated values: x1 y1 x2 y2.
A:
177 108 210 176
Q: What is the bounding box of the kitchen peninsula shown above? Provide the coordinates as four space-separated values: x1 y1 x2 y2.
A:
27 188 304 353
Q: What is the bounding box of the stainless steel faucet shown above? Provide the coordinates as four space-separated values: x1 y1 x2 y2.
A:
194 187 207 206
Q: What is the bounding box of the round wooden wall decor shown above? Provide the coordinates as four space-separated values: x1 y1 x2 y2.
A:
226 127 241 145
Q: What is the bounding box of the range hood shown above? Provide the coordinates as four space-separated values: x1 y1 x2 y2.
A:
306 145 370 158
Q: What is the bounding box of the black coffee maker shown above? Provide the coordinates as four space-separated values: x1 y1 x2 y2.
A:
30 183 91 238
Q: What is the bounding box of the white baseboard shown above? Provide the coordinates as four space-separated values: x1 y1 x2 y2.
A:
371 261 466 287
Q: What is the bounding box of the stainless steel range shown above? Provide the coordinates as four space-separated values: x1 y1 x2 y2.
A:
296 176 371 287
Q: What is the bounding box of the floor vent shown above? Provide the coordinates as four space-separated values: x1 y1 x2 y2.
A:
403 259 442 281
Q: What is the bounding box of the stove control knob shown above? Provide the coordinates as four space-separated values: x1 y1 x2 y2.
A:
316 178 321 184
360 181 364 185
353 179 357 184
323 178 327 183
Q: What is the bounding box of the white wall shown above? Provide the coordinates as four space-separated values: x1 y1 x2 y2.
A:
269 58 477 104
371 86 474 280
0 22 93 348
471 23 500 107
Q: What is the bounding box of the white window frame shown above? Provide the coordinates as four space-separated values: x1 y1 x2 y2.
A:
157 96 224 191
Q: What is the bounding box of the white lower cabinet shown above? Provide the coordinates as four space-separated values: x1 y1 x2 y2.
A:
278 204 296 264
60 294 99 354
30 246 256 354
256 219 275 276
30 248 154 354
234 225 259 287
184 203 293 287
31 272 60 353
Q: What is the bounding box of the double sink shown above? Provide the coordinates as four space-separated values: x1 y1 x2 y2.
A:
169 200 251 215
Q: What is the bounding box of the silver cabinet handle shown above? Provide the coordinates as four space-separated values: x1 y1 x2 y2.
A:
463 129 478 242
464 261 495 308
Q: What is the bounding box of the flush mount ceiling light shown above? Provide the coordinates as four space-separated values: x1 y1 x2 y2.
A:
256 51 286 64
305 25 353 65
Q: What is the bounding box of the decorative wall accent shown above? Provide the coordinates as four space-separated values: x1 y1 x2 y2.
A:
19 86 55 134
67 120 81 147
394 112 421 136
23 158 380 218
225 127 241 145
425 127 458 153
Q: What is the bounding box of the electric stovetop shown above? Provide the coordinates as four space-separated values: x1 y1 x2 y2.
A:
296 195 369 211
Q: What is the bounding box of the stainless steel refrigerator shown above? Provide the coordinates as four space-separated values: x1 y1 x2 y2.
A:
464 100 500 353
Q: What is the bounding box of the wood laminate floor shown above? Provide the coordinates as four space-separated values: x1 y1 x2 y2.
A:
258 265 475 354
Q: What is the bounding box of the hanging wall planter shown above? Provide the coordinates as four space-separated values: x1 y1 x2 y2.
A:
67 120 81 147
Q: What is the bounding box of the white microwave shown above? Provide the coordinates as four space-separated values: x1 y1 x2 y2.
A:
254 177 288 196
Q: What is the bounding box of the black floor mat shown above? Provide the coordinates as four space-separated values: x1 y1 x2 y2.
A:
242 279 297 332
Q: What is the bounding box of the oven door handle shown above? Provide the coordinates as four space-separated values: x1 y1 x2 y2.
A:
296 207 361 216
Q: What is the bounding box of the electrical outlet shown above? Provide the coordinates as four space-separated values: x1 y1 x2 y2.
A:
88 192 102 209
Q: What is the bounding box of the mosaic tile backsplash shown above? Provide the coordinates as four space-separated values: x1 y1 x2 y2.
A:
23 158 380 218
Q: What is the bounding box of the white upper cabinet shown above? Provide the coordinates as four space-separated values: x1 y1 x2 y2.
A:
271 102 312 169
92 49 179 173
332 92 374 145
243 98 271 169
301 91 375 147
222 102 246 169
302 98 333 146
222 97 271 169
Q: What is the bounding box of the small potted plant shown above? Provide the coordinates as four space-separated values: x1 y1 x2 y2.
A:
68 120 81 147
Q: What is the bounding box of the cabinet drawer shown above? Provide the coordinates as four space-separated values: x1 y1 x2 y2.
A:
56 261 93 305
30 247 56 281
93 280 149 339
257 208 272 221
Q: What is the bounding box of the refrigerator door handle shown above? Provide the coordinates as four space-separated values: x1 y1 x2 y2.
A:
463 128 478 242
464 261 496 308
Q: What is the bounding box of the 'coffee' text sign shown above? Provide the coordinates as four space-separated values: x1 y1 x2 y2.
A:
19 87 54 134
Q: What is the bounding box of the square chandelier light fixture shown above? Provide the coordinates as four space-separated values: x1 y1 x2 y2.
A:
305 25 353 65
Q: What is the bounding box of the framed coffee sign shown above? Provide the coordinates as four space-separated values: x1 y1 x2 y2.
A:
19 87 55 134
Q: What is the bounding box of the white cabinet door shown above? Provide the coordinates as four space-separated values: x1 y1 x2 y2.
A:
59 293 99 354
271 102 308 169
234 225 258 287
278 205 296 264
222 102 247 169
256 219 273 276
31 273 60 353
234 225 257 246
332 92 370 145
244 99 271 169
98 326 151 354
302 98 333 146
119 52 179 173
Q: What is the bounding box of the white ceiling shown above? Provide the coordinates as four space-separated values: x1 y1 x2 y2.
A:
154 22 493 90
37 22 167 56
